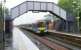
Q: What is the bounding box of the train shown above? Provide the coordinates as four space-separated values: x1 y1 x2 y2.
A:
21 20 55 36
32 20 48 36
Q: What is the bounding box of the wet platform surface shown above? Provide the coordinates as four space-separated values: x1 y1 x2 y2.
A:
5 27 39 50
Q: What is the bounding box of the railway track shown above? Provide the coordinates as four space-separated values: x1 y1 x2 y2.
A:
25 27 81 48
47 31 81 48
19 27 71 50
43 34 81 50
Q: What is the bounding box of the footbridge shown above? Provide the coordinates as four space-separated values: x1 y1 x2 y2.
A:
9 1 74 22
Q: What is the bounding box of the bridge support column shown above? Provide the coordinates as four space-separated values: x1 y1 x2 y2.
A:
65 21 69 32
5 20 13 33
5 18 13 48
66 21 75 33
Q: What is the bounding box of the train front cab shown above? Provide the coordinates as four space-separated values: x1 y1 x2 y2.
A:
37 21 48 36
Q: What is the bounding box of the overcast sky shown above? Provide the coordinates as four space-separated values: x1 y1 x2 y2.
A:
4 0 59 25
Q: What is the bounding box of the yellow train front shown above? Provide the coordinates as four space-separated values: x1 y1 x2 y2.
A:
36 21 48 36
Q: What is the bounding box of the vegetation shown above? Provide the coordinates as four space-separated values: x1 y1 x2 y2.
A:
0 3 9 32
0 3 9 49
58 0 81 32
0 4 4 32
0 3 4 49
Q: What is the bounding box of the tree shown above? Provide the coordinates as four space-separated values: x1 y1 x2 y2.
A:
0 4 4 32
58 0 81 32
58 0 73 12
0 3 9 49
0 3 9 32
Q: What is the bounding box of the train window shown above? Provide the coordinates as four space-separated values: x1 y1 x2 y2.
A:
37 22 45 27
